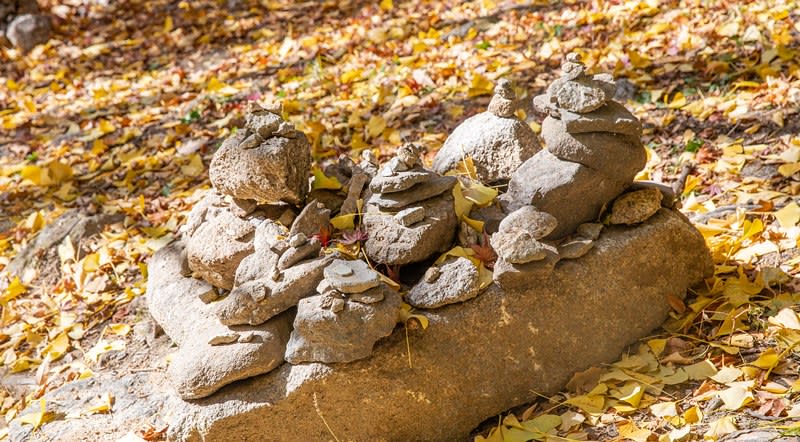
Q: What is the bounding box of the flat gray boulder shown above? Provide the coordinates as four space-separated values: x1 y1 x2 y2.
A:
185 208 255 290
405 257 481 308
432 112 540 183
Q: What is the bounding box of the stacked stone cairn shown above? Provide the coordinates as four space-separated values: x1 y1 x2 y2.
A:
363 144 459 265
146 54 682 403
493 53 669 289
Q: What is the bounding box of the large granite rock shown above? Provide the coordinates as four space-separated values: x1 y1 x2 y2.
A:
147 241 291 400
12 209 712 441
171 209 709 440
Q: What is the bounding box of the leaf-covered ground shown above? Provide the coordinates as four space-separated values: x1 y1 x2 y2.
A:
1 0 799 440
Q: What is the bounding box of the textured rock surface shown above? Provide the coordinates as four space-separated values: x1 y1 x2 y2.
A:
209 130 311 205
185 209 255 290
147 241 291 399
323 259 381 294
363 192 458 265
153 208 711 441
405 257 481 308
215 253 336 326
560 101 642 137
503 150 628 239
542 116 646 181
284 286 402 364
368 175 456 209
432 112 540 183
609 188 664 225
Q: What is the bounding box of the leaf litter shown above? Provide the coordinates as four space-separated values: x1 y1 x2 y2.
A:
0 0 799 440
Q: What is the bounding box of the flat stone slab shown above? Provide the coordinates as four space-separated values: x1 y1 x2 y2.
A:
13 209 711 441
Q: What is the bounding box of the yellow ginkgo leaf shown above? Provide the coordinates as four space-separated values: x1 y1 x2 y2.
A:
41 332 70 361
311 167 343 190
18 399 51 430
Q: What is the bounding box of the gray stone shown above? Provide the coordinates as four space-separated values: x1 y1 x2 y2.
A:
209 130 311 205
405 257 481 308
146 241 291 399
22 210 713 442
349 285 388 304
339 173 369 215
215 253 336 326
370 169 436 193
558 239 594 260
284 288 402 364
364 192 458 265
542 116 646 182
394 206 425 227
503 150 628 239
432 112 540 183
498 205 558 239
629 180 677 208
289 199 330 238
493 246 561 289
180 190 227 241
609 188 663 225
593 73 618 99
550 77 607 113
368 175 457 210
560 101 642 138
208 333 240 346
576 223 603 240
186 209 255 290
6 14 50 52
288 233 307 248
491 230 552 264
276 238 321 270
323 259 381 294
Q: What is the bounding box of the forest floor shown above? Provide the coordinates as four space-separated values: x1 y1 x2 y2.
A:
1 0 800 440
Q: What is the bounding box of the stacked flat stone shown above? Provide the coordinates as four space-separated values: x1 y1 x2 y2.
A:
502 53 646 239
363 144 459 265
285 259 401 364
432 79 541 183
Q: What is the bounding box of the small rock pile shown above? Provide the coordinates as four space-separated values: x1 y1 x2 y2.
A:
363 144 459 265
1 0 50 52
433 79 541 183
285 259 401 364
502 53 647 239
